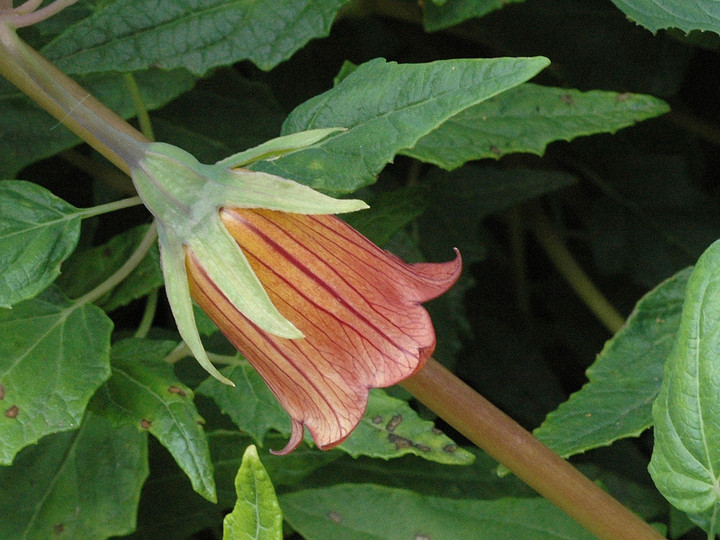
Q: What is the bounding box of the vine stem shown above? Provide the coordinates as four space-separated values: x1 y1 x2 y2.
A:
402 358 664 540
525 202 626 334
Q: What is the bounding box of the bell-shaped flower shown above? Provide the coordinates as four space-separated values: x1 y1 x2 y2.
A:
130 129 461 453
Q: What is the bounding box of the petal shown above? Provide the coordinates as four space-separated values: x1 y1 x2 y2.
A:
187 209 461 452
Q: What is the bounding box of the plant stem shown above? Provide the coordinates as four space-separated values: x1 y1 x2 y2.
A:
402 358 664 540
134 288 159 339
525 202 625 334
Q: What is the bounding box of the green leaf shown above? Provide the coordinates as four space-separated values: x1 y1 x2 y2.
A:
534 267 689 458
254 56 550 194
281 484 597 540
0 412 148 540
57 224 163 311
423 0 525 31
0 286 112 465
197 360 292 446
43 0 351 75
90 338 216 502
223 445 282 540
609 0 720 35
198 360 470 463
650 239 720 521
404 84 670 170
0 181 81 307
0 69 195 178
339 390 475 464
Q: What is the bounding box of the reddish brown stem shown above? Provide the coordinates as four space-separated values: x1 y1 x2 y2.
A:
401 358 664 540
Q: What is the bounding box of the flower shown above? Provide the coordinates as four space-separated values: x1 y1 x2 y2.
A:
186 208 461 454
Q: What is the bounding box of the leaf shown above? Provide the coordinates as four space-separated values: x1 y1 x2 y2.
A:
281 484 597 540
0 412 148 540
423 0 525 31
253 56 550 194
90 338 216 502
223 445 282 540
197 360 292 446
609 0 720 35
339 390 475 464
649 239 720 521
404 84 670 170
0 69 196 178
57 224 163 311
0 181 82 307
533 267 689 458
43 0 351 75
0 286 113 465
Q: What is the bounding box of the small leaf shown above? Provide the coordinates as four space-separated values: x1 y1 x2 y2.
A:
0 286 112 465
650 239 720 521
339 390 475 464
281 484 597 540
254 56 550 193
0 181 82 307
609 0 720 35
90 338 216 502
43 0 351 75
223 445 282 540
197 361 293 445
534 267 689 458
0 412 148 540
57 224 163 311
404 84 670 170
423 0 525 31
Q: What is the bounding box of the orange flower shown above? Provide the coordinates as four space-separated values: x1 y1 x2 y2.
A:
187 208 461 454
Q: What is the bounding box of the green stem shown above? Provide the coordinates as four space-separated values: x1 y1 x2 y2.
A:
401 358 664 540
77 196 144 219
0 20 148 174
134 288 158 339
526 203 625 334
123 72 155 141
72 221 158 306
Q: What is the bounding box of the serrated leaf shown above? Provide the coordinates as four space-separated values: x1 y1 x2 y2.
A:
339 390 474 464
0 181 82 307
253 56 550 194
0 69 195 178
423 0 525 31
43 0 351 75
197 360 292 446
649 240 720 522
57 224 163 311
610 0 720 35
223 445 282 540
0 412 148 540
0 286 112 465
534 267 689 458
90 338 216 502
404 84 670 170
281 484 596 540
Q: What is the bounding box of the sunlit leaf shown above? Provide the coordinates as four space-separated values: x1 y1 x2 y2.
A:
610 0 720 34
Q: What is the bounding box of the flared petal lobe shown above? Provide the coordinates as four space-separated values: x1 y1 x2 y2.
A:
186 208 461 454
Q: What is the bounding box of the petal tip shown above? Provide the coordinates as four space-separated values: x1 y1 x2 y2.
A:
270 418 304 456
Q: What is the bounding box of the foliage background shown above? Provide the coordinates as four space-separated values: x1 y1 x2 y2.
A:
2 0 720 538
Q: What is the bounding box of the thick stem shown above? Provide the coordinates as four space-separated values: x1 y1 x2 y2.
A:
401 358 664 540
0 21 148 173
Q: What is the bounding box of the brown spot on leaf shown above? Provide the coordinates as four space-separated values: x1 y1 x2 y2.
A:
372 415 383 424
168 385 186 397
560 94 575 105
615 92 631 102
432 427 443 435
414 443 431 453
4 405 19 418
388 433 413 449
140 419 152 429
102 247 113 257
328 511 342 523
415 535 431 540
54 523 65 535
489 145 502 156
0 383 5 400
443 444 457 453
386 414 403 432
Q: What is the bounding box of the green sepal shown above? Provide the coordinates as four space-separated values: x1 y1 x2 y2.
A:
216 128 347 168
187 215 303 339
156 224 233 386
